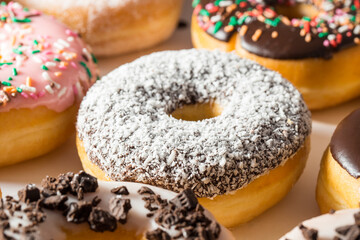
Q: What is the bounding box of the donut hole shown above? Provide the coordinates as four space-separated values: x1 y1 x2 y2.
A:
275 3 318 20
170 101 222 121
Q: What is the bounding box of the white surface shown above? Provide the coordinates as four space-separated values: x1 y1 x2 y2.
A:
1 1 360 239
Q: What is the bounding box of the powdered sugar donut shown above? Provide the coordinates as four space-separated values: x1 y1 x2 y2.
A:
76 49 311 227
9 0 184 56
0 2 98 167
0 171 234 239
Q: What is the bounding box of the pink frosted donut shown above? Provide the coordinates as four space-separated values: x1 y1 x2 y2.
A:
0 2 98 167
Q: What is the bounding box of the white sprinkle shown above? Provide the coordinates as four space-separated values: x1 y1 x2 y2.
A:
328 34 336 41
57 87 67 98
67 36 74 42
354 25 360 35
219 1 232 7
338 25 348 33
19 84 36 93
58 39 70 48
45 61 56 68
53 42 64 50
32 56 43 63
210 15 221 23
45 85 54 94
82 48 92 61
42 72 52 82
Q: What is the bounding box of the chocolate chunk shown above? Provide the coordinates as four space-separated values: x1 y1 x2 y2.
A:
88 207 117 232
40 195 68 210
345 225 360 240
92 196 101 207
70 171 98 200
111 186 129 195
0 210 8 220
66 201 92 223
209 221 221 239
336 225 353 236
355 212 360 226
299 224 318 240
138 187 155 195
41 188 57 198
109 197 132 224
18 185 40 203
170 189 198 211
145 228 171 240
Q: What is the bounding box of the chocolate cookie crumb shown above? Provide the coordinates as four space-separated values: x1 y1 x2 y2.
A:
111 186 129 195
88 207 117 232
18 184 40 203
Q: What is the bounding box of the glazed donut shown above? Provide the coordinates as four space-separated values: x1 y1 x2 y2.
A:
0 2 98 167
280 208 360 239
191 0 360 110
316 109 360 213
7 0 185 57
76 49 312 227
0 171 234 240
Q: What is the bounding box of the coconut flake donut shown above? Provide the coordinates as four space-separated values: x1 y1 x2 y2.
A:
76 49 312 227
0 2 98 167
192 0 360 110
7 0 185 57
280 208 360 239
0 171 234 240
316 109 360 213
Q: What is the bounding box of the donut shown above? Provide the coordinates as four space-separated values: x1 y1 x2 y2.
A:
7 0 185 57
316 109 360 213
0 2 98 167
280 208 360 239
191 0 360 110
76 49 312 227
0 171 234 240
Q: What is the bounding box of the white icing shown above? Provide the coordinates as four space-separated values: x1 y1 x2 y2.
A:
1 181 234 240
77 49 312 198
280 209 360 239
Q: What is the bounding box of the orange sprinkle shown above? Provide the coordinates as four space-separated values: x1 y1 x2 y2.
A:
271 31 278 39
240 25 248 36
226 4 237 13
300 29 306 37
224 25 234 33
252 29 262 42
305 33 311 43
257 15 265 22
3 86 15 93
282 17 291 25
54 72 63 77
354 37 360 44
11 36 16 46
26 76 32 87
21 24 31 29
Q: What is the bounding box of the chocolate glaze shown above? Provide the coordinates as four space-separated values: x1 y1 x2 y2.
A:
330 109 360 178
196 0 360 59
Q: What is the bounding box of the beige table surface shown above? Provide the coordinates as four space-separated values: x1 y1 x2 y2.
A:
1 1 360 239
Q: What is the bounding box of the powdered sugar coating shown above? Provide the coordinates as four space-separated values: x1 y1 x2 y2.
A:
77 49 311 198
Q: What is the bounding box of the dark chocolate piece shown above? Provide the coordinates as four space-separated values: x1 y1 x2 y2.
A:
111 186 129 195
138 186 155 195
88 207 117 232
70 171 98 200
145 228 171 240
170 188 198 211
18 185 40 203
40 195 68 210
330 109 360 178
66 201 93 223
109 197 132 224
299 224 318 240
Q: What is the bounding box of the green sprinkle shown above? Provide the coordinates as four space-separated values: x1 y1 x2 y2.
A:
80 61 92 79
8 77 12 81
2 81 11 86
16 87 22 93
199 9 210 17
192 0 200 7
214 0 223 6
238 15 248 25
350 15 356 22
53 58 61 62
0 62 13 66
91 53 98 64
12 48 23 55
33 40 39 45
1 16 6 21
41 65 49 71
23 7 29 12
12 17 31 23
96 75 100 81
32 50 41 54
1 2 6 6
213 21 223 34
12 68 17 76
318 32 328 38
229 16 238 26
302 16 311 22
236 0 242 3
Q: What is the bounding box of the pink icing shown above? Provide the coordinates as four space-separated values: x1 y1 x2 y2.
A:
0 2 98 112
